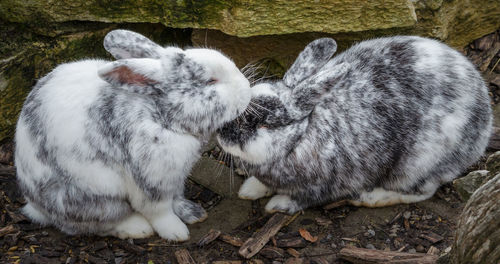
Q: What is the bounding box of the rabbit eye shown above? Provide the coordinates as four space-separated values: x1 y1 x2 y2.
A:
207 78 218 85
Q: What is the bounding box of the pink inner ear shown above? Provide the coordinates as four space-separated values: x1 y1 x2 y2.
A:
109 66 158 86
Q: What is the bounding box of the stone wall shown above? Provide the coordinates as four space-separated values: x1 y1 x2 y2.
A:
0 0 499 142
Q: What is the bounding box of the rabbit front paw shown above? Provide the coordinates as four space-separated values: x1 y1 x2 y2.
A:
151 213 190 241
265 195 301 214
174 198 207 224
238 176 273 200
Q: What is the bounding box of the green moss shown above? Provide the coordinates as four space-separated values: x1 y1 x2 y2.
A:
0 22 193 142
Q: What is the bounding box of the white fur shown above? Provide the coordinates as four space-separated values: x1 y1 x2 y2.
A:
107 213 154 239
238 176 273 200
349 187 434 207
265 194 300 213
15 30 251 241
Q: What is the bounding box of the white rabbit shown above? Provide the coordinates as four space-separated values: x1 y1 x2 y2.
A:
217 36 492 214
15 29 251 241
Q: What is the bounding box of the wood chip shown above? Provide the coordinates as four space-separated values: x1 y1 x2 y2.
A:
0 225 17 237
419 231 444 244
218 232 245 247
323 200 349 210
259 246 285 259
174 249 196 264
404 218 410 230
284 258 305 264
315 217 333 226
197 229 221 247
0 166 16 177
276 237 308 248
339 247 438 263
427 246 440 255
298 228 318 243
7 210 28 223
239 213 293 259
286 248 300 258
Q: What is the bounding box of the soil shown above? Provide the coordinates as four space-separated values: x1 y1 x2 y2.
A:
1 30 499 264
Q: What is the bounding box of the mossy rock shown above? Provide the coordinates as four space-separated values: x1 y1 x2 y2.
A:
0 23 192 142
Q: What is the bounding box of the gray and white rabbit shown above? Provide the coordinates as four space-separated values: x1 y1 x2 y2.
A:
15 29 251 241
217 36 492 214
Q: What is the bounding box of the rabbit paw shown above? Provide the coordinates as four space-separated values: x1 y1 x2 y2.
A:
109 213 154 239
151 213 190 242
265 195 301 214
238 176 273 200
174 198 207 224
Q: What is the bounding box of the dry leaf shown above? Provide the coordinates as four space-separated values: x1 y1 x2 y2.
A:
298 228 318 243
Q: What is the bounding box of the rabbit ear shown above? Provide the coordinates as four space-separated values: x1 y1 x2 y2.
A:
283 38 337 87
103 29 163 59
98 58 163 94
288 63 348 119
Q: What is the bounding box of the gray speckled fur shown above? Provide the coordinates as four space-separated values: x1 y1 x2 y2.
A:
218 36 492 213
15 30 250 237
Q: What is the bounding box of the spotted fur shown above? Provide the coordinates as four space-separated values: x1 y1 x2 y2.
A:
217 36 492 214
15 29 251 240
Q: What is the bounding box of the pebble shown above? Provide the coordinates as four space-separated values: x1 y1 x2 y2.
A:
365 244 376 250
330 243 337 249
408 248 417 253
367 229 375 237
403 211 411 219
416 244 425 252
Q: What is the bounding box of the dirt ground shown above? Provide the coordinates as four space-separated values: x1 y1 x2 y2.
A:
1 30 499 263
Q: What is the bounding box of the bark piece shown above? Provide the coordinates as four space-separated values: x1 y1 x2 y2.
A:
175 248 196 264
197 229 221 247
259 246 285 259
239 213 292 259
418 231 443 244
276 237 308 248
339 247 438 263
286 248 300 258
427 246 440 255
219 232 245 247
0 225 17 237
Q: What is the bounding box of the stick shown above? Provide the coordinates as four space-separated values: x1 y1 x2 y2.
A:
0 225 17 237
175 249 196 264
339 247 438 264
239 213 292 259
323 200 349 210
197 229 221 247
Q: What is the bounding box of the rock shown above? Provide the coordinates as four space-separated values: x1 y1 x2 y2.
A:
408 248 417 254
2 0 498 45
416 245 425 253
451 174 500 264
0 1 499 142
486 151 500 174
365 244 376 250
453 170 490 201
0 22 191 142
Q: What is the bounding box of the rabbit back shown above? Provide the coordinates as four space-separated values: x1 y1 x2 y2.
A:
305 36 491 197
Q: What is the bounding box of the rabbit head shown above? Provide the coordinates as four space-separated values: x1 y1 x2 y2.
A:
99 29 251 136
217 38 346 164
